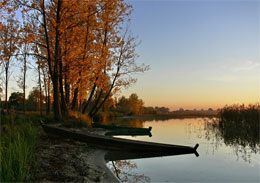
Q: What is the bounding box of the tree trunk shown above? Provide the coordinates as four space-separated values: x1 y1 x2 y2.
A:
65 72 70 105
38 64 43 116
71 87 78 110
82 83 96 114
91 65 120 117
5 67 8 111
53 0 62 120
42 66 48 114
53 75 61 120
89 89 103 117
47 78 50 114
59 49 68 114
23 56 26 114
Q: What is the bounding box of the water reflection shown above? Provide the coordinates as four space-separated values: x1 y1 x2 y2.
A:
100 118 146 128
108 160 150 183
201 118 260 163
100 116 183 128
104 118 259 182
105 148 197 183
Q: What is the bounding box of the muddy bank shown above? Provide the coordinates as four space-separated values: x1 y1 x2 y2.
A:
33 127 119 183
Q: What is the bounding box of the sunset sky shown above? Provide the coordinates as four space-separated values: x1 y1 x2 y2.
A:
4 0 259 111
121 0 259 110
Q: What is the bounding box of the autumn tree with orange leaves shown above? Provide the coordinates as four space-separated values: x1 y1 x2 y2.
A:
0 0 149 120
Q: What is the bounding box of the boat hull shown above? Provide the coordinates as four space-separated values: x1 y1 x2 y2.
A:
40 121 199 157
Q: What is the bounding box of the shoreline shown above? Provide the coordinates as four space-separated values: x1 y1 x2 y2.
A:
33 126 119 182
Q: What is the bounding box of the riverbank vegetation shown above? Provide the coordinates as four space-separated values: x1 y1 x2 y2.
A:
204 103 260 162
218 103 259 150
1 114 39 182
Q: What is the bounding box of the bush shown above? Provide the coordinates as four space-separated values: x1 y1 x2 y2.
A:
60 110 92 128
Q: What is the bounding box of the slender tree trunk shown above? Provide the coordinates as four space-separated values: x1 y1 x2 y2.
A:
91 63 121 117
5 67 8 111
65 73 70 105
38 64 43 116
42 66 48 114
82 83 96 114
23 56 27 114
71 87 78 110
59 52 68 114
71 73 81 110
47 77 50 114
89 89 103 117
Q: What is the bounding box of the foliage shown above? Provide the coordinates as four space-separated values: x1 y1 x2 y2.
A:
0 0 149 120
0 114 38 182
27 87 44 109
8 92 23 108
117 93 144 115
61 110 91 128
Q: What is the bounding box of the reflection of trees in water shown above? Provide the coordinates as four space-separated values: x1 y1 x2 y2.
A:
201 118 260 163
108 160 150 183
103 118 146 128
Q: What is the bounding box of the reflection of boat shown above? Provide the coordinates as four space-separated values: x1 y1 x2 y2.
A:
106 150 195 161
92 122 152 132
40 121 199 157
105 129 152 137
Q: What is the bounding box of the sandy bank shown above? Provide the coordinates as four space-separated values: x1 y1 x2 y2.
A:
33 126 120 182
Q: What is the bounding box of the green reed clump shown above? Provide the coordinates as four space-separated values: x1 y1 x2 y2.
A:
219 103 259 123
217 103 260 152
0 115 38 182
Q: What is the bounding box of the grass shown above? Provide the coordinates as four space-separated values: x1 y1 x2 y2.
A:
1 114 39 182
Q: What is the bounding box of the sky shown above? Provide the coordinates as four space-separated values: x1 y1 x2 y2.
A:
120 0 260 110
2 0 259 111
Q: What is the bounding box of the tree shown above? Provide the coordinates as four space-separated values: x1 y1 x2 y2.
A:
27 87 44 111
7 0 149 120
117 93 144 115
128 93 144 115
86 28 149 117
8 92 23 109
0 87 2 109
16 23 34 114
0 19 19 111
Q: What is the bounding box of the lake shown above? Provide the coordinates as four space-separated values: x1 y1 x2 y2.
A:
105 118 259 182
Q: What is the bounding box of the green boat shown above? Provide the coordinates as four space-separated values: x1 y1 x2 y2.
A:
92 122 152 132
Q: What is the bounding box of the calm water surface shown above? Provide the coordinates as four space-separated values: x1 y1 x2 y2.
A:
106 118 259 182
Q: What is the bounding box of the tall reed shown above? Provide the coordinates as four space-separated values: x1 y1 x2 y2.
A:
217 103 260 152
0 115 38 182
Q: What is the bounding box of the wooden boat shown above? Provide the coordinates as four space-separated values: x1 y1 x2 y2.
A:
40 121 199 157
92 122 152 132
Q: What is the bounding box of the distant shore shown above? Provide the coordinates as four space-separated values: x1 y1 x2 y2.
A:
113 111 218 120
